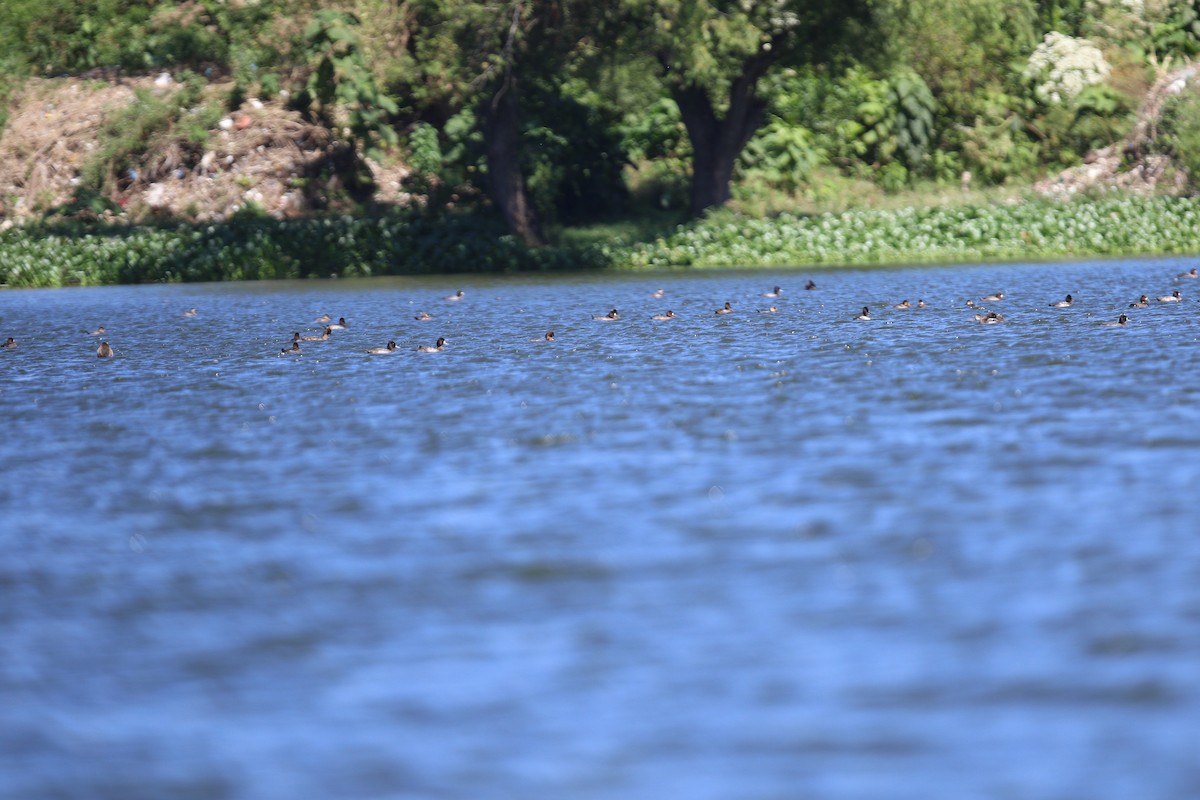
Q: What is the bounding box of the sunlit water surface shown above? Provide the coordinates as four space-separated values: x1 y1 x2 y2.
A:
3 257 1200 799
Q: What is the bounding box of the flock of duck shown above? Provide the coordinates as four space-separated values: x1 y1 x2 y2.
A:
2 269 1196 359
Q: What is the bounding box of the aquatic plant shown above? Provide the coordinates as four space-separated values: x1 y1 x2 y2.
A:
4 196 1200 287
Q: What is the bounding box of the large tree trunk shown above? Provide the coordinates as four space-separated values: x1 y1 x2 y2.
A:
671 52 774 217
482 71 544 247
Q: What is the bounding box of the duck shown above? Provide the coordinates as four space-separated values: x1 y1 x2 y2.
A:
279 342 301 355
328 317 348 330
1158 290 1182 302
855 306 871 321
980 291 1005 302
3 337 15 348
758 306 779 314
762 286 782 298
593 309 620 321
182 308 198 318
893 299 911 309
1102 314 1129 327
301 327 332 341
1178 267 1198 279
1049 294 1074 308
414 311 433 321
443 290 465 301
650 288 665 298
87 326 106 336
975 312 1005 324
715 302 734 315
804 280 816 290
313 314 333 323
417 337 447 353
530 331 555 342
367 341 398 354
1129 295 1149 308
965 299 978 308
97 341 114 358
651 310 676 321
917 299 927 308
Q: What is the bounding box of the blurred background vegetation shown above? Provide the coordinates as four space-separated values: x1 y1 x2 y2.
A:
2 0 1200 246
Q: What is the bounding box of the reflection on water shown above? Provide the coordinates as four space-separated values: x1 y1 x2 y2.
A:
3 258 1200 798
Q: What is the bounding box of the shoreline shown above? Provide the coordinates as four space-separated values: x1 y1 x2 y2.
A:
3 195 1199 289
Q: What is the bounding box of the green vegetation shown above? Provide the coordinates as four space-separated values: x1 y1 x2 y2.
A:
2 0 1200 278
5 196 1200 288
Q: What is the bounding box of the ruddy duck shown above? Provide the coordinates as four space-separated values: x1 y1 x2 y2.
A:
417 337 447 352
3 337 15 348
97 341 114 358
917 299 927 308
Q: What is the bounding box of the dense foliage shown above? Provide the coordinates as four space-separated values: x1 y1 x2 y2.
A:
5 196 1200 288
2 0 1200 249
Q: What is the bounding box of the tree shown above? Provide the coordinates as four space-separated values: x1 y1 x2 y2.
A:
627 0 876 215
404 0 609 246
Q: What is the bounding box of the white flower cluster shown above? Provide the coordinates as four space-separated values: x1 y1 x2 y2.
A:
1025 32 1112 105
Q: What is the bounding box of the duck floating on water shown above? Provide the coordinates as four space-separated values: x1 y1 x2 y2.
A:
417 337 447 352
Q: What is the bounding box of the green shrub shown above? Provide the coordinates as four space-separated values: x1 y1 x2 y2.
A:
1154 88 1200 189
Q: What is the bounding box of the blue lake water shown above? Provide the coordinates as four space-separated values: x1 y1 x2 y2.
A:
2 257 1200 798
